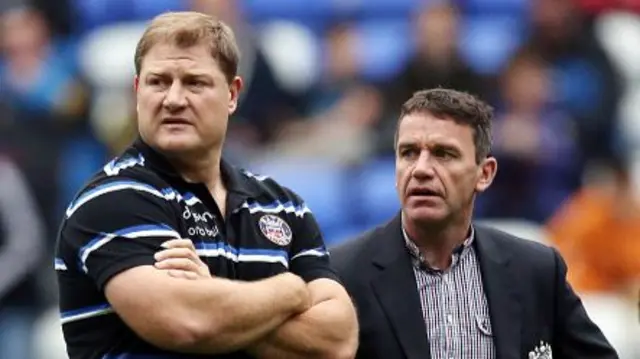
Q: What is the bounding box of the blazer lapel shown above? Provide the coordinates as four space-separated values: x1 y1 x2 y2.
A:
370 214 431 359
474 226 522 359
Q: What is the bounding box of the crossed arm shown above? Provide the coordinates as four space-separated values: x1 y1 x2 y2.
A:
105 239 358 358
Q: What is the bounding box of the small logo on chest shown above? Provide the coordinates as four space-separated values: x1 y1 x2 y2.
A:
258 214 292 246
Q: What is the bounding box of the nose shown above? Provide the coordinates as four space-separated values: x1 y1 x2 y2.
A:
411 151 436 180
163 81 187 112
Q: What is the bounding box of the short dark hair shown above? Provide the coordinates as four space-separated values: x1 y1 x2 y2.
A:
395 88 493 163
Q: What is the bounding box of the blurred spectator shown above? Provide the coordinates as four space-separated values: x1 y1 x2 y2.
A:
0 5 90 121
0 4 102 237
475 48 583 223
263 21 381 164
377 1 489 155
190 0 306 157
0 155 46 359
546 157 640 295
526 0 622 161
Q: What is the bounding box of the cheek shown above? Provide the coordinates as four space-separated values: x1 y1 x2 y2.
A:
395 168 409 193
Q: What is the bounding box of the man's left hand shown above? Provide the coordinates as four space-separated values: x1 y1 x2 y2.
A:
154 238 211 280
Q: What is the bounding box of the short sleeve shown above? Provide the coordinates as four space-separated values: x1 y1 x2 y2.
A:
286 191 340 283
58 179 181 291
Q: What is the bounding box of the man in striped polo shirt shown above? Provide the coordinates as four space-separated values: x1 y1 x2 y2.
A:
54 11 357 359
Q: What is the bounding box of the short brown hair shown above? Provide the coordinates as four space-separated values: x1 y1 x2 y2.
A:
134 11 240 84
395 88 493 163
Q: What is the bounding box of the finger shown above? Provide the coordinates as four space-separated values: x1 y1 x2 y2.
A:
166 269 199 280
155 248 201 263
161 238 197 252
155 258 200 273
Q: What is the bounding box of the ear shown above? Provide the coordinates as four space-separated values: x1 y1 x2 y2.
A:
134 75 140 93
228 76 243 115
133 75 140 113
475 156 498 193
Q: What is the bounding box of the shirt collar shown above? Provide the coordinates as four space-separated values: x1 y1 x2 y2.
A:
402 225 475 271
131 137 261 198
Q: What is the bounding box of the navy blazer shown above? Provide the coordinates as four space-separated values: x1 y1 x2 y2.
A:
330 214 619 359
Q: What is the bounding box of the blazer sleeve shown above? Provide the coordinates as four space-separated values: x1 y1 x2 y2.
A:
552 247 620 358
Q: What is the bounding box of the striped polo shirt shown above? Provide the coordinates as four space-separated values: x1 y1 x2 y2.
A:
55 138 337 359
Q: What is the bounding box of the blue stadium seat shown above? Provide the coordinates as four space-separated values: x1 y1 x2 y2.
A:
242 0 333 23
354 19 413 81
325 223 373 246
338 0 420 18
355 158 399 226
72 0 185 33
458 15 525 75
462 0 530 15
247 160 349 236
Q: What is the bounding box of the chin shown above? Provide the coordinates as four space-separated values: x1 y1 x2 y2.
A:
154 134 203 154
405 206 450 226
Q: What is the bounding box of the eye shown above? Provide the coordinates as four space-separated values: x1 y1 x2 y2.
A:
146 76 167 88
400 148 418 158
433 147 455 159
186 78 209 88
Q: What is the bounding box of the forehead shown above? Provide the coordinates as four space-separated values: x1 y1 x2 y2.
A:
397 112 474 148
140 42 220 74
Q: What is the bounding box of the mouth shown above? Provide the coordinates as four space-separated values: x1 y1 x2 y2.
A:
407 188 441 198
161 118 191 126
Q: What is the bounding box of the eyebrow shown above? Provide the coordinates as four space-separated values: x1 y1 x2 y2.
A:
146 71 213 79
396 141 462 152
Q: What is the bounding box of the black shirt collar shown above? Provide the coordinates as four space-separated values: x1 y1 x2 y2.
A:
131 137 261 198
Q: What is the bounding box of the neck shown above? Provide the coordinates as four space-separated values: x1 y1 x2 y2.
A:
169 148 223 191
403 212 472 270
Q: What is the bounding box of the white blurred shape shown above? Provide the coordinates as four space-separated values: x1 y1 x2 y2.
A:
32 307 69 359
257 20 320 94
78 22 148 89
595 12 640 81
580 293 640 359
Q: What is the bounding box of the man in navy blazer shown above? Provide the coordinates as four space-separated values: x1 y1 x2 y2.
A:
331 89 618 359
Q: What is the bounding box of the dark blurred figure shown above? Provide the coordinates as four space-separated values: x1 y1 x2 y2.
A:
377 2 488 155
0 4 99 247
265 21 381 163
0 5 89 121
0 155 46 359
190 0 306 153
475 49 583 223
526 0 622 161
30 0 74 37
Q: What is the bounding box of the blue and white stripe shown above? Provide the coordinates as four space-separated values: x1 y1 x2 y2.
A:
78 224 181 273
54 258 67 271
195 242 289 268
66 180 200 217
291 247 329 261
103 154 145 176
61 303 113 324
237 200 310 218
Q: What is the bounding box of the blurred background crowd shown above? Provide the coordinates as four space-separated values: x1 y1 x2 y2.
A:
0 0 639 358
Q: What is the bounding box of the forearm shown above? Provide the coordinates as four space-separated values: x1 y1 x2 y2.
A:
109 270 310 354
248 280 358 359
189 273 310 353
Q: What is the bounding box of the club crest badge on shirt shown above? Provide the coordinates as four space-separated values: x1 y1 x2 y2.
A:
528 341 552 359
258 214 292 246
